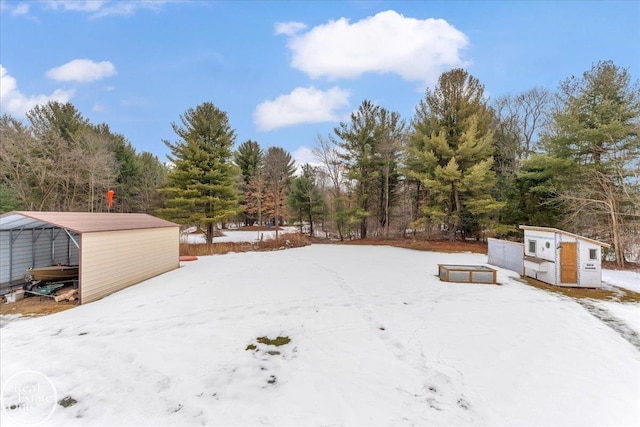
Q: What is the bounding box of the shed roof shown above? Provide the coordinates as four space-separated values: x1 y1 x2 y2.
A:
519 225 611 248
0 211 178 234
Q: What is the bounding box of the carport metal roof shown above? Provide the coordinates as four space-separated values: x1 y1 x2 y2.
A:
0 211 178 234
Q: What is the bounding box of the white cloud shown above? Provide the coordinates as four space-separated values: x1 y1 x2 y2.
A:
46 59 116 83
92 103 105 112
46 0 107 13
292 146 322 168
274 21 307 36
280 10 469 85
11 3 30 16
45 0 169 18
253 86 351 132
0 65 74 116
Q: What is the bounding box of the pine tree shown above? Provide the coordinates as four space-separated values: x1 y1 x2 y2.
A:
543 61 640 266
376 110 405 237
287 164 326 236
334 100 404 238
137 152 167 214
234 140 264 225
408 69 505 240
158 102 240 244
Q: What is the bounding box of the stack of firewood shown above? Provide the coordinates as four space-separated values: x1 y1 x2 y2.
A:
54 287 78 302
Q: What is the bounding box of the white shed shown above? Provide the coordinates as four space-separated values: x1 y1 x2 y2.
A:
0 211 180 304
519 225 611 288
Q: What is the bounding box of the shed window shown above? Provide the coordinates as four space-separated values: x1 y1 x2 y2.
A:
589 249 598 260
528 240 536 254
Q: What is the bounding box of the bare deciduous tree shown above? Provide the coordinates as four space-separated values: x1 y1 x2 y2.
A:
263 147 296 240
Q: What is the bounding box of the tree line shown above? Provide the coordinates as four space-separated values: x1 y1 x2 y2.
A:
1 102 167 213
1 60 638 265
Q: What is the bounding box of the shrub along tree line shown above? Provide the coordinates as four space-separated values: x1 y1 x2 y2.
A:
2 61 637 265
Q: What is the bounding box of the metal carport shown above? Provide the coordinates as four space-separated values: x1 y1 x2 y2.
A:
1 212 179 304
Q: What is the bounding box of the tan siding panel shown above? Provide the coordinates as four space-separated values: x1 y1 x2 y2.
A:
80 228 179 303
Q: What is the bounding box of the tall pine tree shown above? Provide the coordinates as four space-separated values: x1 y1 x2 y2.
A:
334 100 403 238
543 61 640 266
159 102 240 244
408 68 505 240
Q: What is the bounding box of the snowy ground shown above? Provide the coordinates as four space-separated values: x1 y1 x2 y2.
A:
181 227 299 244
602 269 640 293
1 245 639 426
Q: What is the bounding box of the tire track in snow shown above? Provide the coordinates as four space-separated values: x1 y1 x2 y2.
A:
577 300 640 351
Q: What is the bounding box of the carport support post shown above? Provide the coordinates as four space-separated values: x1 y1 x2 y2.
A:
8 228 24 282
31 228 45 268
51 228 62 264
9 229 13 281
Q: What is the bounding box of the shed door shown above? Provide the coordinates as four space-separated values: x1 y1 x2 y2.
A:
560 242 578 283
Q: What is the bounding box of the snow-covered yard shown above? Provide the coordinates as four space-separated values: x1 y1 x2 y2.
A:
602 269 640 294
181 227 299 244
1 245 639 426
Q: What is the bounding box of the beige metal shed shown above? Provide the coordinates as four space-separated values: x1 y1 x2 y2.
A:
0 211 180 304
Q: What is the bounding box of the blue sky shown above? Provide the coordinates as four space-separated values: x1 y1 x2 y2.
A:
1 1 639 165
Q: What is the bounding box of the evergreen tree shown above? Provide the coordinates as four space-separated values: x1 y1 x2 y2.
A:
408 68 505 240
0 183 23 213
375 110 405 237
545 61 639 166
137 152 168 214
543 61 640 266
158 102 240 244
515 155 575 227
234 140 263 181
287 164 326 236
234 140 264 225
26 101 88 142
334 100 379 239
93 124 141 212
334 100 403 238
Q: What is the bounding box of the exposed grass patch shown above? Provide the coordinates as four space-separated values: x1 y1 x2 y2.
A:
257 336 291 346
522 277 640 303
245 344 257 351
58 396 77 408
180 233 310 256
